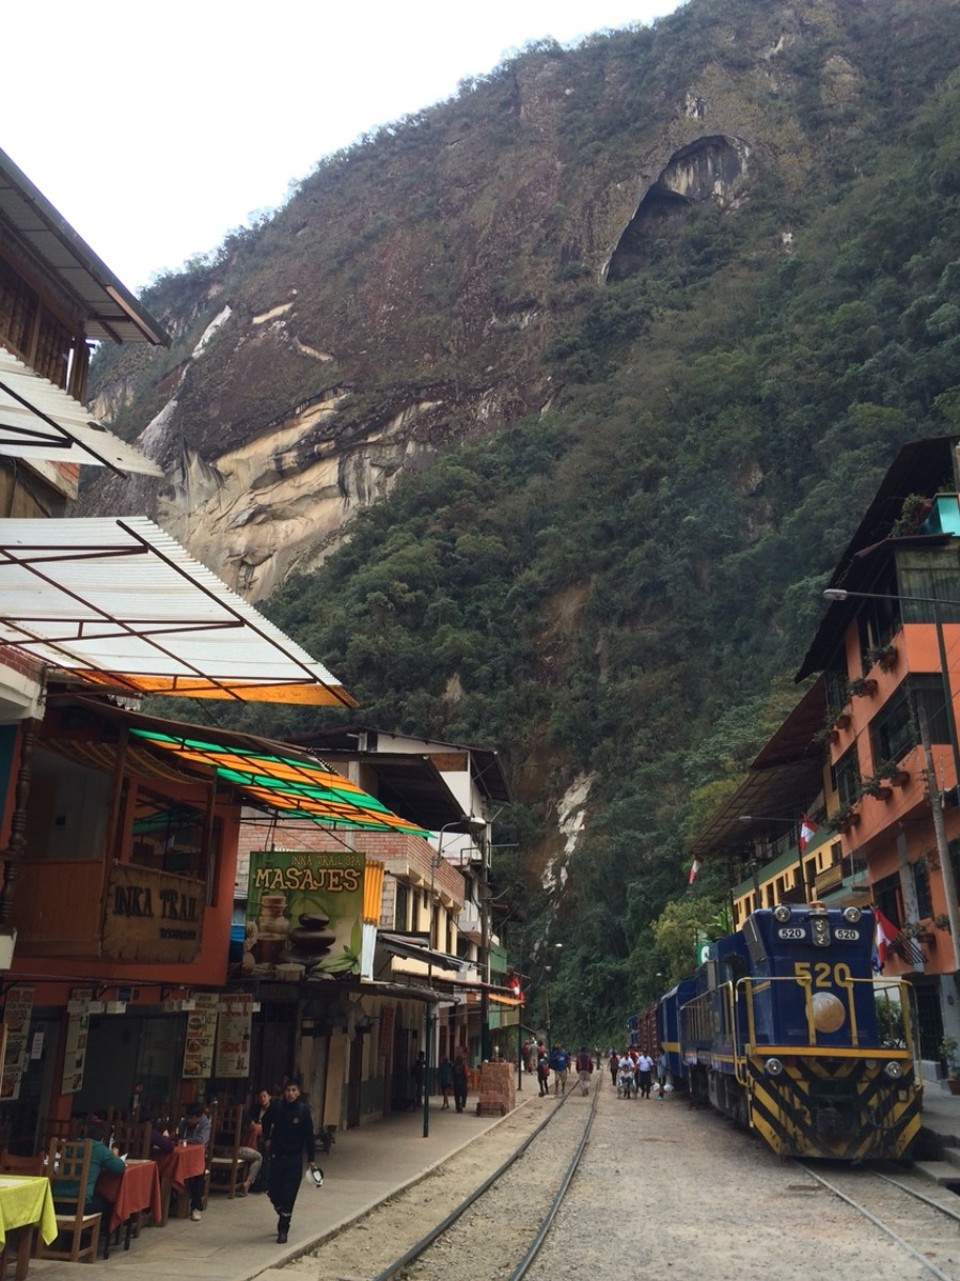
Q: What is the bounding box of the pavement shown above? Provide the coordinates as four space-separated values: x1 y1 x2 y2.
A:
19 1077 960 1280
25 1082 543 1281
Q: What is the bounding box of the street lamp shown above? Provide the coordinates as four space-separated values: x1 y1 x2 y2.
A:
424 816 481 1139
822 586 960 968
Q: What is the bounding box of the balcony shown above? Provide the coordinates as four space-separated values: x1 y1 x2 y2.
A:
458 910 483 943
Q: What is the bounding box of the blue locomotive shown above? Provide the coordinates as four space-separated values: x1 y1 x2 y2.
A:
640 903 922 1159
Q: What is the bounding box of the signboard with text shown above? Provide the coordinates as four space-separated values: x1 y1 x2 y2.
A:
102 865 204 962
246 850 364 978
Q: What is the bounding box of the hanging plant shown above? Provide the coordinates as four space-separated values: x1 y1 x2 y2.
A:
847 676 878 698
865 642 898 671
860 777 892 801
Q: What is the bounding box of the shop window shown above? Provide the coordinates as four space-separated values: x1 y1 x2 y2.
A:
131 792 218 899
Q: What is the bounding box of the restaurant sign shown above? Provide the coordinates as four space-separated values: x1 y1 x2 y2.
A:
102 865 204 962
246 850 364 979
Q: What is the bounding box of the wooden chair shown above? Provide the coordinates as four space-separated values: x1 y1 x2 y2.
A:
208 1103 253 1198
0 1152 45 1174
111 1119 151 1160
37 1139 102 1264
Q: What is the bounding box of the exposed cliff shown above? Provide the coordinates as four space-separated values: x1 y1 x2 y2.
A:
84 0 876 600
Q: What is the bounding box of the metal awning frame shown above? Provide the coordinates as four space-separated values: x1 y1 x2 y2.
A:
0 517 354 705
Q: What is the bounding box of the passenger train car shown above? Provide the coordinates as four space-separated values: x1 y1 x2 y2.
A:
636 903 922 1160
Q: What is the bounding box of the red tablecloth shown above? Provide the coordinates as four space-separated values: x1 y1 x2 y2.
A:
156 1144 206 1193
96 1159 162 1233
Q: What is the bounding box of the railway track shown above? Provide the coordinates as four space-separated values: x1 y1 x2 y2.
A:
799 1161 960 1280
305 1081 598 1281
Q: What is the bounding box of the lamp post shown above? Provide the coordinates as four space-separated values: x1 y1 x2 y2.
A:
823 586 960 969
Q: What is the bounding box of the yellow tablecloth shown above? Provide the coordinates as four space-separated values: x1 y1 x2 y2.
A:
0 1175 57 1246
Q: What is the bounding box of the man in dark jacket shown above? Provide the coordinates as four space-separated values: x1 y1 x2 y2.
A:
262 1078 318 1243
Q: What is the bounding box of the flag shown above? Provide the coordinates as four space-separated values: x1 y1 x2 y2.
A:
873 908 899 971
798 814 819 853
687 859 701 885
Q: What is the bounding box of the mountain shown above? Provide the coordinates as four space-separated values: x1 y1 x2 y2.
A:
83 0 960 1036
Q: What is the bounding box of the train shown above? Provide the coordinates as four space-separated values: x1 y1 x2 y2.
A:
632 902 923 1160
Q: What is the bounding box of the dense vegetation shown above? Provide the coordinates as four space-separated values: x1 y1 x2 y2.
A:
100 0 960 1043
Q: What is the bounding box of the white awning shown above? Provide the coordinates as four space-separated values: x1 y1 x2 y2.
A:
0 347 162 475
0 516 356 706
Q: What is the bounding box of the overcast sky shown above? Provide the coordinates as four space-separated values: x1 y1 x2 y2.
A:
5 1 685 292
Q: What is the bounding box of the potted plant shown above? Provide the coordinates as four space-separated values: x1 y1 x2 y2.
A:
833 804 860 833
847 676 878 698
940 1036 960 1093
865 642 899 671
860 776 893 802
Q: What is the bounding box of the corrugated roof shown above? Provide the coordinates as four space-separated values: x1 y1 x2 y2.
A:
0 516 355 705
0 146 167 346
0 347 162 475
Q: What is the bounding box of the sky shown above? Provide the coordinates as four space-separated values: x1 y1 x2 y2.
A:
5 1 685 293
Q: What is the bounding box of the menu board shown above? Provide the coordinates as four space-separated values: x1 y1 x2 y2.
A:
215 995 253 1078
61 1013 89 1095
182 992 219 1079
0 986 28 1101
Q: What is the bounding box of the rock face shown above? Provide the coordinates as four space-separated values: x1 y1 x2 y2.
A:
82 0 854 601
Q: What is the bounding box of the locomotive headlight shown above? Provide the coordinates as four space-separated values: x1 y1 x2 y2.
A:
764 1057 785 1076
773 905 792 923
884 1061 904 1080
842 906 862 924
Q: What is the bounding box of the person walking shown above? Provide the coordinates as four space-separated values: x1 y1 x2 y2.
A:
438 1056 453 1109
262 1078 319 1244
550 1044 569 1095
636 1050 654 1099
412 1051 426 1109
608 1048 619 1087
575 1045 593 1095
452 1053 469 1113
656 1048 669 1099
536 1046 551 1096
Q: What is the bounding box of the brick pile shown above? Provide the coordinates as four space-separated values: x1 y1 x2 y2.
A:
475 1060 517 1116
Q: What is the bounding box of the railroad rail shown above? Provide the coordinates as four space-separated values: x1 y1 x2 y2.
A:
800 1161 960 1280
365 1082 598 1281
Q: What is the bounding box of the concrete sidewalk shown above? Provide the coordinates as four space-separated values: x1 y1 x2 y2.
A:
26 1088 543 1281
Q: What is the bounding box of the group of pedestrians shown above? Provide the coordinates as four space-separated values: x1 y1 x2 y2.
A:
608 1047 670 1099
519 1040 597 1097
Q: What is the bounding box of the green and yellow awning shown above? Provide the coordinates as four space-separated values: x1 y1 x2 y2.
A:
129 727 428 835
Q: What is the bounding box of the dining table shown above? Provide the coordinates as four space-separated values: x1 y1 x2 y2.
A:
96 1158 163 1256
156 1143 207 1223
0 1174 57 1280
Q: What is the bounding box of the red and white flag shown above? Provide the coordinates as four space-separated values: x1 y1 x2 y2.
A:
798 814 819 852
687 858 701 885
874 907 899 971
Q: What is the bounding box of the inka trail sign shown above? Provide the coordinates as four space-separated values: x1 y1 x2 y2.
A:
102 865 204 962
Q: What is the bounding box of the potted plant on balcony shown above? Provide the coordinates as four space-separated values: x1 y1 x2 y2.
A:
833 804 860 833
847 676 878 698
860 776 893 802
880 763 911 787
865 642 899 672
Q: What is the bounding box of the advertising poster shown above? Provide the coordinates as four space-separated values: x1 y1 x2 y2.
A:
1 986 32 1102
215 995 253 1078
183 992 219 1079
246 849 365 979
61 1013 89 1095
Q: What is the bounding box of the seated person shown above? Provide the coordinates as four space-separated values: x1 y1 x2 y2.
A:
52 1123 125 1216
181 1102 210 1222
141 1113 174 1156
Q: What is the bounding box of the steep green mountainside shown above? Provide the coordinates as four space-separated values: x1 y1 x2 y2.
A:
87 0 960 1038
